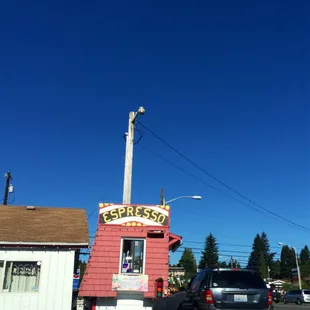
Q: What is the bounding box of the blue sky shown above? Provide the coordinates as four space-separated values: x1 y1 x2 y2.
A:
0 0 309 265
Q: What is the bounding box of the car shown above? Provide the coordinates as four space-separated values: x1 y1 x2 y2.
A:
283 289 310 305
175 268 273 309
152 291 188 310
271 290 281 303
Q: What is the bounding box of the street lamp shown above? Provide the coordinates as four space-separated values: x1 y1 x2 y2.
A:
278 242 302 289
164 195 202 205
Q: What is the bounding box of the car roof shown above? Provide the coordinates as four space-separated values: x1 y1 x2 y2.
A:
198 268 257 273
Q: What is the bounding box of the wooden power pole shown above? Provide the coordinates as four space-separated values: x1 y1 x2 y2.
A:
122 107 145 204
160 188 164 205
3 172 12 205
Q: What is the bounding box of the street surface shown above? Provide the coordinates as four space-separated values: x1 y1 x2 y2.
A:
274 304 309 309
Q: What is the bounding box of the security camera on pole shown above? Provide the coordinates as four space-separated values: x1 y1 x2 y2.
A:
122 107 145 204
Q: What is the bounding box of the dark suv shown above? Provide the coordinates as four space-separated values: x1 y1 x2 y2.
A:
177 268 273 309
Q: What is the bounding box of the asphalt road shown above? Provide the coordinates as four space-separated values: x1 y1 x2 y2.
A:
274 303 309 309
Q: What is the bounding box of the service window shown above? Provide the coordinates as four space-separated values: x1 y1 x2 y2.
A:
120 239 145 274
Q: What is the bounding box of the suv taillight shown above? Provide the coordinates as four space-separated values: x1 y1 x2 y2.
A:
204 289 214 304
267 291 272 305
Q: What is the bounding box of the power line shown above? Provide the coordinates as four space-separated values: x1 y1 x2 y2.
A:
182 240 290 250
138 143 273 219
177 247 281 258
88 235 297 251
174 250 250 259
137 122 310 233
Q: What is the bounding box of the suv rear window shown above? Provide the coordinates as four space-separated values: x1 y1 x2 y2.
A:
304 290 310 295
211 271 266 289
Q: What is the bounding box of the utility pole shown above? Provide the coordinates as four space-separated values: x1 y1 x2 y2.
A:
122 107 145 204
160 188 164 205
293 248 302 289
230 256 234 268
3 172 12 205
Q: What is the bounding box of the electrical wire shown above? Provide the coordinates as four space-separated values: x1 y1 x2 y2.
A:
138 143 272 219
134 126 144 145
174 250 249 259
87 235 297 251
137 122 310 233
182 240 291 250
87 206 99 220
177 247 281 258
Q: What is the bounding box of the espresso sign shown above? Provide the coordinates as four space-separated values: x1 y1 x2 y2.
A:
99 204 170 226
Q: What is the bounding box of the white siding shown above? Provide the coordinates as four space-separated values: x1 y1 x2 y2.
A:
96 295 153 310
0 249 75 310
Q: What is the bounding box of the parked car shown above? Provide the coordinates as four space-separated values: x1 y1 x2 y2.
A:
170 268 273 310
283 289 310 305
153 291 188 310
271 290 281 303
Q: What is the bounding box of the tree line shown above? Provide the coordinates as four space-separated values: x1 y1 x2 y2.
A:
177 232 310 284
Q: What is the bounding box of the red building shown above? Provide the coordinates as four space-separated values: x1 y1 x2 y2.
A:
79 203 181 310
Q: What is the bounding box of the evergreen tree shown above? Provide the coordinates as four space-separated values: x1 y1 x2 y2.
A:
269 259 281 279
258 251 268 279
300 245 310 278
219 261 228 268
248 234 263 271
198 233 219 269
219 259 241 268
179 248 197 279
261 232 276 266
247 232 274 278
234 260 241 268
280 245 296 279
300 246 310 264
79 260 87 282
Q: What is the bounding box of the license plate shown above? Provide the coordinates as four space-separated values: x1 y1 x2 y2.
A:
234 295 247 302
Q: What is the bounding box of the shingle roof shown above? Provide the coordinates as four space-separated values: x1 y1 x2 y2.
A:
0 205 89 246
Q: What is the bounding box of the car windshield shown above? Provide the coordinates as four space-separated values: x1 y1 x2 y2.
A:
211 271 266 289
304 290 310 295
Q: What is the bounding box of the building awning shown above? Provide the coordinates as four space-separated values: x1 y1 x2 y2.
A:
169 232 182 252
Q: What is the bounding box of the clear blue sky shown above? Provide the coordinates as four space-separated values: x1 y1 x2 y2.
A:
1 0 309 265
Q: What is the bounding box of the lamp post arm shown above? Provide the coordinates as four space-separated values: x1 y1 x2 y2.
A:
165 196 194 205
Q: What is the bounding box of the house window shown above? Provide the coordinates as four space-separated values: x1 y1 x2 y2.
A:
120 239 145 274
2 261 41 293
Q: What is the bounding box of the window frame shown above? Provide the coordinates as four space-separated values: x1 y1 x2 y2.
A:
119 238 146 275
0 260 42 294
0 261 4 292
189 272 205 293
210 270 266 289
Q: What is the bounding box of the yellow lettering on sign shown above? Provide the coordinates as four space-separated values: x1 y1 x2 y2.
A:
127 207 134 217
150 210 158 221
103 211 111 223
118 207 126 217
158 214 165 224
135 207 142 217
143 208 150 219
110 209 118 220
101 205 168 225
